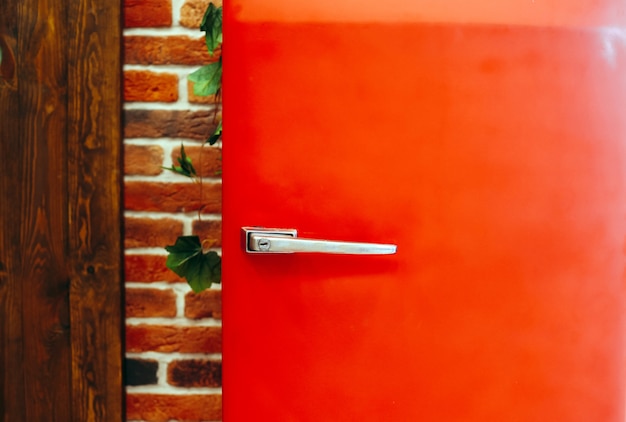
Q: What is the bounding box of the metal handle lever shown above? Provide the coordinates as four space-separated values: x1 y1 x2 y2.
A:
242 227 397 255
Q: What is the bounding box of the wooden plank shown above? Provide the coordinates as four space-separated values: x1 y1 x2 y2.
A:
1 0 123 419
14 0 73 420
0 1 25 419
66 0 124 419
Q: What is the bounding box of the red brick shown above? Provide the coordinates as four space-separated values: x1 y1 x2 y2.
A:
125 254 182 283
171 145 221 178
124 144 164 176
187 79 221 105
167 359 221 387
125 358 159 386
125 325 222 353
126 288 177 318
124 109 219 140
191 219 221 248
126 393 221 421
124 0 172 28
125 217 183 249
184 289 221 319
124 70 178 103
180 0 222 29
124 181 222 214
124 35 216 66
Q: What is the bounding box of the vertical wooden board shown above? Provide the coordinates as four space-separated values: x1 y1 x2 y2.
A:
1 0 123 419
67 0 124 419
0 1 24 420
15 0 73 420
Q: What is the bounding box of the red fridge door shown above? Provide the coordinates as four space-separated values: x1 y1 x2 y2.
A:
223 1 626 420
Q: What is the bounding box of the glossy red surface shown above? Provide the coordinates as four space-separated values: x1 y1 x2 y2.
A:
224 6 626 421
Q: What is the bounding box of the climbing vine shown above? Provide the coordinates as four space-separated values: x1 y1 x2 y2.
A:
164 3 223 293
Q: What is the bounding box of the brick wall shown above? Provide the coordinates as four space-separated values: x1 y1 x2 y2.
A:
123 0 223 420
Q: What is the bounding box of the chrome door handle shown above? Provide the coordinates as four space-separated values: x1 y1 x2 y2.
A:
242 227 397 255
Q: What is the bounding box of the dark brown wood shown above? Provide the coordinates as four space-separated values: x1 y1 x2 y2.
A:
18 1 73 419
0 1 24 419
66 0 124 419
0 0 122 419
0 1 72 419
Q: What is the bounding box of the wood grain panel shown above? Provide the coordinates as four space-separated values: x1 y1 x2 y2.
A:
0 1 24 419
67 0 123 419
17 1 73 419
0 0 122 419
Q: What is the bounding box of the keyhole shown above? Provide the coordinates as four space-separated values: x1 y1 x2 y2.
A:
257 238 271 251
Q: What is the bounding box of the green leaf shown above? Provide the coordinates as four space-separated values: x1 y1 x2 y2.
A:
207 120 222 145
162 144 197 177
188 60 222 97
165 236 221 292
200 3 223 56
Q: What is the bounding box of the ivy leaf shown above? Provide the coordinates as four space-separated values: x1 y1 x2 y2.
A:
201 3 222 56
188 60 222 97
207 120 222 145
165 236 221 293
162 144 196 177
